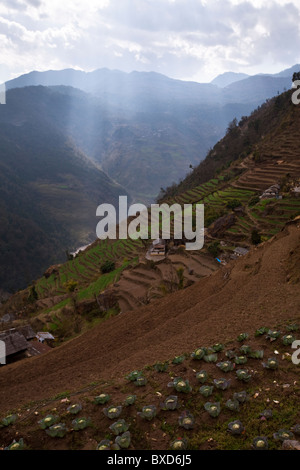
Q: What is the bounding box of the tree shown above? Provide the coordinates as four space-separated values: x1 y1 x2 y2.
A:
251 229 261 245
226 117 238 134
292 71 300 82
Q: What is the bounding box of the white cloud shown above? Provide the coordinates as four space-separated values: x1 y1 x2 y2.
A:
0 0 299 83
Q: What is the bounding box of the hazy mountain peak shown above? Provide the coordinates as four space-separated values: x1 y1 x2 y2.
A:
211 71 250 88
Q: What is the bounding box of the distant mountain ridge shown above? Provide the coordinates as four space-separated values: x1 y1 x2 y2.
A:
1 64 299 291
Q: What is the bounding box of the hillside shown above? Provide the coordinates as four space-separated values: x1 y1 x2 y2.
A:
0 85 299 451
0 87 127 292
0 217 299 450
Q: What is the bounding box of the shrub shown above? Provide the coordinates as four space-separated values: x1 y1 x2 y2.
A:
101 260 115 274
226 199 242 210
251 229 261 245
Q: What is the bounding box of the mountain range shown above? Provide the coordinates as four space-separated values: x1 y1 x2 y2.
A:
0 63 299 291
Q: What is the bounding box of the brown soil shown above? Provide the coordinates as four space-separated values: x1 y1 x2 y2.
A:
0 219 299 417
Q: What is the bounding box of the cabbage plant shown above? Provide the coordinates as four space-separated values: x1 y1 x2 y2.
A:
72 417 91 431
160 396 179 411
138 405 157 421
273 429 294 441
266 329 281 341
237 333 249 342
227 420 245 435
252 437 269 450
199 385 214 398
178 411 195 430
259 409 273 420
154 361 169 372
204 402 221 418
203 353 218 363
4 439 24 451
234 355 248 365
103 406 122 420
216 361 234 372
213 378 231 390
240 345 252 355
249 350 264 359
124 395 136 406
286 323 299 332
126 370 143 382
255 327 269 337
170 438 188 450
0 414 17 428
225 350 236 359
168 377 192 393
233 391 248 403
46 423 67 438
172 355 185 365
134 376 147 387
96 440 112 450
212 343 224 352
225 399 240 412
67 403 82 415
94 394 110 405
262 358 279 370
236 369 252 382
282 334 296 346
109 419 129 436
196 370 208 383
38 415 59 430
191 347 206 360
291 424 300 435
115 431 131 449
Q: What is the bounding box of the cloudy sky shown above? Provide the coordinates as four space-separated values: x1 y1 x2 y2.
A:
0 0 299 83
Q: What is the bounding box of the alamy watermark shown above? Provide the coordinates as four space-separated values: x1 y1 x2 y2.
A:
96 196 204 251
291 80 300 105
0 340 6 365
0 83 6 105
292 340 300 365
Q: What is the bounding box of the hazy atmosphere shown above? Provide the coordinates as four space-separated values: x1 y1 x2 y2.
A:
1 0 300 83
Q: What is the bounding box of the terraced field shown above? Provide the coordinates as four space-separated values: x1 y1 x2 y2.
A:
116 252 218 313
34 238 143 302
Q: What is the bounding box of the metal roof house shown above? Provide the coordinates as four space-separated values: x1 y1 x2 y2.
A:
36 332 55 344
0 329 29 363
